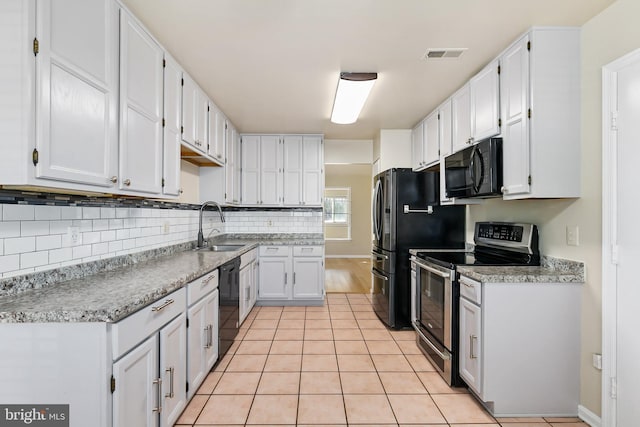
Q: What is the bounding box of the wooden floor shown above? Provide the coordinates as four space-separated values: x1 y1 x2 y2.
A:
324 258 372 294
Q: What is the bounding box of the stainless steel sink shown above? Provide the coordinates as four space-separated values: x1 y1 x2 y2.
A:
195 244 244 252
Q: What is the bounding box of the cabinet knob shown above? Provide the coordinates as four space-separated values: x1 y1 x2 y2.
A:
179 188 184 194
124 179 131 186
501 186 507 194
110 176 118 183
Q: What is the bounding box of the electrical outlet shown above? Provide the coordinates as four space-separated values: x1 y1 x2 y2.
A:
592 353 602 370
162 222 170 234
566 225 579 246
267 220 273 227
67 227 80 246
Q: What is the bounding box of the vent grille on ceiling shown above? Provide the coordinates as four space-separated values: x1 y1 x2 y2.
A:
424 48 467 59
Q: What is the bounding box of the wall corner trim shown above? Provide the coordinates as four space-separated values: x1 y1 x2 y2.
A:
579 404 602 427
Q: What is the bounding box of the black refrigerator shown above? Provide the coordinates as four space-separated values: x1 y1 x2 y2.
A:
371 168 465 329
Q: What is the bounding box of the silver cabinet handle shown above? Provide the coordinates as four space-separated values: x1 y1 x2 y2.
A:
151 299 174 312
165 367 174 398
123 179 131 186
204 327 210 348
470 335 478 359
152 377 163 413
110 176 118 183
293 272 296 285
202 274 216 286
284 272 288 284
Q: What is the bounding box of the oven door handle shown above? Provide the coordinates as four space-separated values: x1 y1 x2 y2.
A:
371 250 389 260
371 269 389 281
413 322 451 361
411 258 450 279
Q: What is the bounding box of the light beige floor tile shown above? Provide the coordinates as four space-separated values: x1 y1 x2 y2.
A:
353 310 379 319
299 371 342 394
357 319 387 329
396 339 423 354
250 319 280 329
225 354 268 372
331 319 359 328
256 372 300 394
212 372 261 394
329 311 356 320
259 306 284 313
327 294 349 301
305 311 330 320
332 328 363 340
388 394 446 424
497 417 547 423
283 305 306 312
297 394 346 424
234 328 248 340
339 371 385 394
301 354 339 371
337 354 376 372
246 394 298 425
499 423 550 427
243 328 276 340
298 425 347 427
366 340 403 354
405 354 437 372
343 394 397 424
305 306 329 312
328 304 352 312
544 418 582 423
263 354 302 372
371 354 413 372
360 328 394 340
444 424 500 427
255 311 281 320
227 340 240 355
235 340 272 355
269 340 303 354
212 353 233 372
305 318 332 329
390 330 418 341
303 328 333 340
549 424 589 427
196 371 223 394
417 371 467 394
379 372 428 394
278 319 305 329
176 394 208 424
195 394 253 425
280 311 305 320
335 340 369 355
431 393 496 424
273 328 304 341
302 340 335 354
351 305 375 312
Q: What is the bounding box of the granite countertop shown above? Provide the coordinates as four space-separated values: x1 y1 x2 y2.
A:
0 234 323 324
457 256 585 284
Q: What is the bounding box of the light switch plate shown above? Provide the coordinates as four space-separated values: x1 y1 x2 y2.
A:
566 225 579 246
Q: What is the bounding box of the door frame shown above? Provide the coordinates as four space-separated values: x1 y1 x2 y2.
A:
601 47 640 427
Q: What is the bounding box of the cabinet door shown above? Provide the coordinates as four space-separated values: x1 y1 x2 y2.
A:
283 135 303 206
302 135 324 206
470 59 500 141
439 99 453 158
119 9 163 194
459 297 482 395
187 297 207 399
500 36 531 197
208 104 225 163
233 130 242 204
159 313 187 427
292 257 324 299
250 260 258 308
424 111 440 166
411 121 425 170
260 135 282 205
181 75 206 153
258 257 290 300
162 55 182 196
241 135 260 205
203 290 219 372
35 0 118 188
224 123 236 204
113 334 158 427
451 84 471 152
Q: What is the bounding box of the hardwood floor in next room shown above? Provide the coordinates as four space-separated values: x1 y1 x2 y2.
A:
325 258 372 294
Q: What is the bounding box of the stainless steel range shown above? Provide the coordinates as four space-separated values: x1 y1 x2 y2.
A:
410 222 540 386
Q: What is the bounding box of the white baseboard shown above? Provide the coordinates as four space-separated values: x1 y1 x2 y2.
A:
579 405 602 427
325 255 370 259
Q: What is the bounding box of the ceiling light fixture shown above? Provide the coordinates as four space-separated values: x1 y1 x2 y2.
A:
330 72 377 125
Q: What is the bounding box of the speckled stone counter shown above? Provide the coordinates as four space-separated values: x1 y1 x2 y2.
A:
0 234 323 323
457 256 585 283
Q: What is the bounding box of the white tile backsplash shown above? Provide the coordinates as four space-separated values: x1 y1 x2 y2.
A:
0 203 322 278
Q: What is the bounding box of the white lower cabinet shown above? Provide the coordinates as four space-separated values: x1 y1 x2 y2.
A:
258 246 324 303
239 249 258 324
457 274 581 416
186 289 219 399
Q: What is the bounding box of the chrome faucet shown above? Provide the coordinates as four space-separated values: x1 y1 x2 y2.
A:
197 201 225 248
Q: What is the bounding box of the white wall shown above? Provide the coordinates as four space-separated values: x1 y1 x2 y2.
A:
324 139 373 164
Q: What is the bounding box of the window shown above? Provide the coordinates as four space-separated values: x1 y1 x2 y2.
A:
324 187 351 240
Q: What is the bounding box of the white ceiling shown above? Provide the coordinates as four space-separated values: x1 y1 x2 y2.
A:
121 0 613 140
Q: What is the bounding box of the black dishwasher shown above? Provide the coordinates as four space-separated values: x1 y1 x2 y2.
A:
217 257 240 361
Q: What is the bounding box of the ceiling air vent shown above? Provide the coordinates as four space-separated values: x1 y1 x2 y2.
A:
424 48 467 59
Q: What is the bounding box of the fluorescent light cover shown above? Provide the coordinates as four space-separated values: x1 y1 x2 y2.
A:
331 72 377 124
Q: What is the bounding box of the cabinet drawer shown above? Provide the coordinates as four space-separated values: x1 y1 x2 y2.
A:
459 275 482 305
111 287 186 360
241 248 257 267
292 246 323 257
187 269 219 306
259 246 290 257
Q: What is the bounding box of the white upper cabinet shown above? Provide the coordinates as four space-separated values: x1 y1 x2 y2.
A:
225 120 240 204
283 135 303 205
499 28 580 199
424 110 440 166
34 0 119 188
181 74 208 154
240 135 260 205
470 58 501 142
439 99 453 158
208 103 226 165
301 135 323 206
451 83 472 153
119 8 163 194
259 135 283 205
411 120 425 170
162 54 182 197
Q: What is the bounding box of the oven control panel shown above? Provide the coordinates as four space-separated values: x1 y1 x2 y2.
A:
474 222 538 254
477 223 524 242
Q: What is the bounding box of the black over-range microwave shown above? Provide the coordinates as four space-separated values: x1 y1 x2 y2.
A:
444 137 503 198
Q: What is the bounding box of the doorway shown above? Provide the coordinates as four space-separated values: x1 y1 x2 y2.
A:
602 48 640 427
